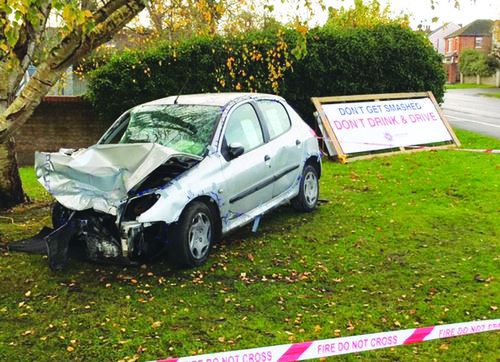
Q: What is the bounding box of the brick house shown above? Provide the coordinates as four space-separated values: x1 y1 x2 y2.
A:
429 22 462 55
444 19 494 83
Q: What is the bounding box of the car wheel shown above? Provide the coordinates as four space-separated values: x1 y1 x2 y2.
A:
169 201 215 268
291 164 319 212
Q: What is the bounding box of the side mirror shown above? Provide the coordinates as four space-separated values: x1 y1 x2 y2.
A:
228 142 245 158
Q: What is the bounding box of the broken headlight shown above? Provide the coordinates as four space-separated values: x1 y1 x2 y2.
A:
122 193 160 221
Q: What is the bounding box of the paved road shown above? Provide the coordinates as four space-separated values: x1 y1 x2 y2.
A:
441 88 500 140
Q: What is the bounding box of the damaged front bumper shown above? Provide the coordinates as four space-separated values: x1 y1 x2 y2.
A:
10 209 168 269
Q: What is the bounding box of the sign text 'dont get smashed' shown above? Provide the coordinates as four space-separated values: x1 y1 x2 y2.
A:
322 98 453 154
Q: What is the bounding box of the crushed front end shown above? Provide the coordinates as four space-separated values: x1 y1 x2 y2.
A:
45 202 168 269
21 143 200 269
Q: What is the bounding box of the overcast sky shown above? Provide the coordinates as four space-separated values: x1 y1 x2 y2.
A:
274 0 500 30
380 0 500 28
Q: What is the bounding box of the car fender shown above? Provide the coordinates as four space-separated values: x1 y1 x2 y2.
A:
136 154 226 225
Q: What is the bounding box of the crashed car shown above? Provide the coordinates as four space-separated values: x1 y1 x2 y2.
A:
33 93 322 269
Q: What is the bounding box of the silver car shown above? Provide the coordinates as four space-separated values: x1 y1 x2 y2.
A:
35 93 322 268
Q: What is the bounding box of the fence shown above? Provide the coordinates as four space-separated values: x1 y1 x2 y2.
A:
15 96 112 166
461 69 500 87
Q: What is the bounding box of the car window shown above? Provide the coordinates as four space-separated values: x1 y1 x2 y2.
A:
224 103 264 153
99 112 130 144
258 100 291 140
116 104 221 156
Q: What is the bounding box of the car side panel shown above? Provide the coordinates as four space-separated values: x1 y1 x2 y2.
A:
219 142 275 219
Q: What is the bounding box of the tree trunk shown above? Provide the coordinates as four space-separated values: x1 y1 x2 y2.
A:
0 137 26 209
0 0 146 209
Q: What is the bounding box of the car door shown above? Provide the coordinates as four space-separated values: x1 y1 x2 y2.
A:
256 99 303 198
219 102 274 218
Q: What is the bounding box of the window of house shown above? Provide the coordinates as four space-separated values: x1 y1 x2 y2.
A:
475 37 483 49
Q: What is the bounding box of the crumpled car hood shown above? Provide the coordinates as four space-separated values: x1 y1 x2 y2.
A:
35 143 200 215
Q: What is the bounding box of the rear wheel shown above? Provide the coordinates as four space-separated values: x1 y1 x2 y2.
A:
169 201 215 268
291 164 319 212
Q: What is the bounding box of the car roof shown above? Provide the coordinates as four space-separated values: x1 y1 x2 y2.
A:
142 93 284 107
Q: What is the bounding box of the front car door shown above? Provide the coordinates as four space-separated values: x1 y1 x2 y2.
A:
219 102 274 220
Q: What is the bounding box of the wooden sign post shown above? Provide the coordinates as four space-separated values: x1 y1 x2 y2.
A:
311 92 460 163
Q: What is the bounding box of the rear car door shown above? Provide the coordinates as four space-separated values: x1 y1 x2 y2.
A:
256 99 303 198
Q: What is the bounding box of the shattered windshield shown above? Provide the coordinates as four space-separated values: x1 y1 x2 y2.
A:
116 104 221 156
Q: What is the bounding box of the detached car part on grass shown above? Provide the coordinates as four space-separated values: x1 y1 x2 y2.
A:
29 93 322 269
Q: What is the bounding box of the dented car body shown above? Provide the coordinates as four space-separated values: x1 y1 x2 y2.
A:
34 93 322 268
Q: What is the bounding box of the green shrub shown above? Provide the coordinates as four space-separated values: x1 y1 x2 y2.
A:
459 48 499 77
86 25 445 125
282 25 445 121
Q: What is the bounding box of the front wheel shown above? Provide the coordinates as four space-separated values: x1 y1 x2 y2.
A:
291 164 319 212
169 201 216 268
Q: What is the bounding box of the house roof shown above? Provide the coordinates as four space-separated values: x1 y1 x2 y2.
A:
446 19 494 38
429 22 460 37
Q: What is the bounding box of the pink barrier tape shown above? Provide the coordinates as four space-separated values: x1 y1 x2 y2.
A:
457 149 500 153
153 319 500 362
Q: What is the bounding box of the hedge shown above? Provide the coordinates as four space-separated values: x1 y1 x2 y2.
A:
85 25 445 125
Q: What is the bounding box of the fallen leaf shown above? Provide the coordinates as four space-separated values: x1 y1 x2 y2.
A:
491 306 498 311
151 321 162 329
67 346 75 352
474 274 485 283
347 320 354 331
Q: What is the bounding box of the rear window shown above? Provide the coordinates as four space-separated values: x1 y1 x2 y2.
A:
258 100 291 140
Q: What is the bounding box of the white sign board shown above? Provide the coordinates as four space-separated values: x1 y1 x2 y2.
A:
321 97 453 154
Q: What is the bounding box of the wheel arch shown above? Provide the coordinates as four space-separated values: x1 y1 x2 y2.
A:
304 155 322 179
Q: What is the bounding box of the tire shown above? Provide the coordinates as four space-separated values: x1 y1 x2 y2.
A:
169 201 216 268
291 164 319 212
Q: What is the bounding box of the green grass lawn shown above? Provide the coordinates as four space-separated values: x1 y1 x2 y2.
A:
480 92 500 99
445 84 497 89
445 84 500 98
1 129 499 361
